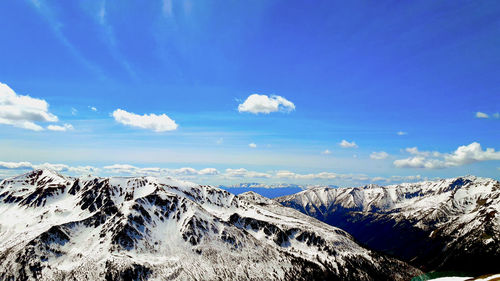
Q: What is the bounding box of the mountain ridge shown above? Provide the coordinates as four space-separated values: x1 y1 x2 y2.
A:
276 175 500 274
0 169 420 280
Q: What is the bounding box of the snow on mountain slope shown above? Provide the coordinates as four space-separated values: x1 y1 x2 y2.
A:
0 169 421 281
277 176 500 274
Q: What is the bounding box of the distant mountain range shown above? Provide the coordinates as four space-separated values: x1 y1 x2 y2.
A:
219 183 338 198
220 183 305 189
220 182 338 189
0 170 419 280
277 176 500 275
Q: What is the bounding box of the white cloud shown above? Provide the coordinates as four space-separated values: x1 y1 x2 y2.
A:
370 151 389 160
102 164 162 176
339 140 358 148
321 149 332 155
102 164 219 178
71 107 78 116
404 147 441 157
47 123 74 132
475 112 489 119
43 164 98 175
394 156 435 169
405 147 420 155
394 142 500 169
112 109 178 132
372 175 424 183
444 142 500 165
108 165 170 177
199 168 219 175
103 164 139 172
249 143 257 148
224 168 272 178
0 161 98 175
0 82 58 131
90 106 97 112
173 167 198 175
22 122 44 131
0 161 33 169
171 167 218 176
276 170 339 180
275 170 377 182
238 94 295 114
397 131 407 136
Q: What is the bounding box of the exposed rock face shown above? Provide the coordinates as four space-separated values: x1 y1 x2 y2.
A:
0 169 420 280
277 176 500 274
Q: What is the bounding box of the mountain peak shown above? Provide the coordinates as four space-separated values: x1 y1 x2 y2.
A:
363 183 381 189
7 168 69 185
237 191 275 205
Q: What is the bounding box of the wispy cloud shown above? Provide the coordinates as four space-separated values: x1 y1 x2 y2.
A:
321 149 332 155
161 0 174 17
397 131 407 136
248 143 257 148
29 0 105 79
93 0 137 80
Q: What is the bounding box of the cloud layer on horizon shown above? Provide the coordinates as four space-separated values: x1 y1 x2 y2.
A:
0 161 426 186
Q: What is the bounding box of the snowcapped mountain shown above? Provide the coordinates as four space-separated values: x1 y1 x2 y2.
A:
276 176 500 274
0 169 420 280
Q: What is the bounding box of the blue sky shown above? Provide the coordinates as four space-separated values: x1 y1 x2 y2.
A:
0 0 499 186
